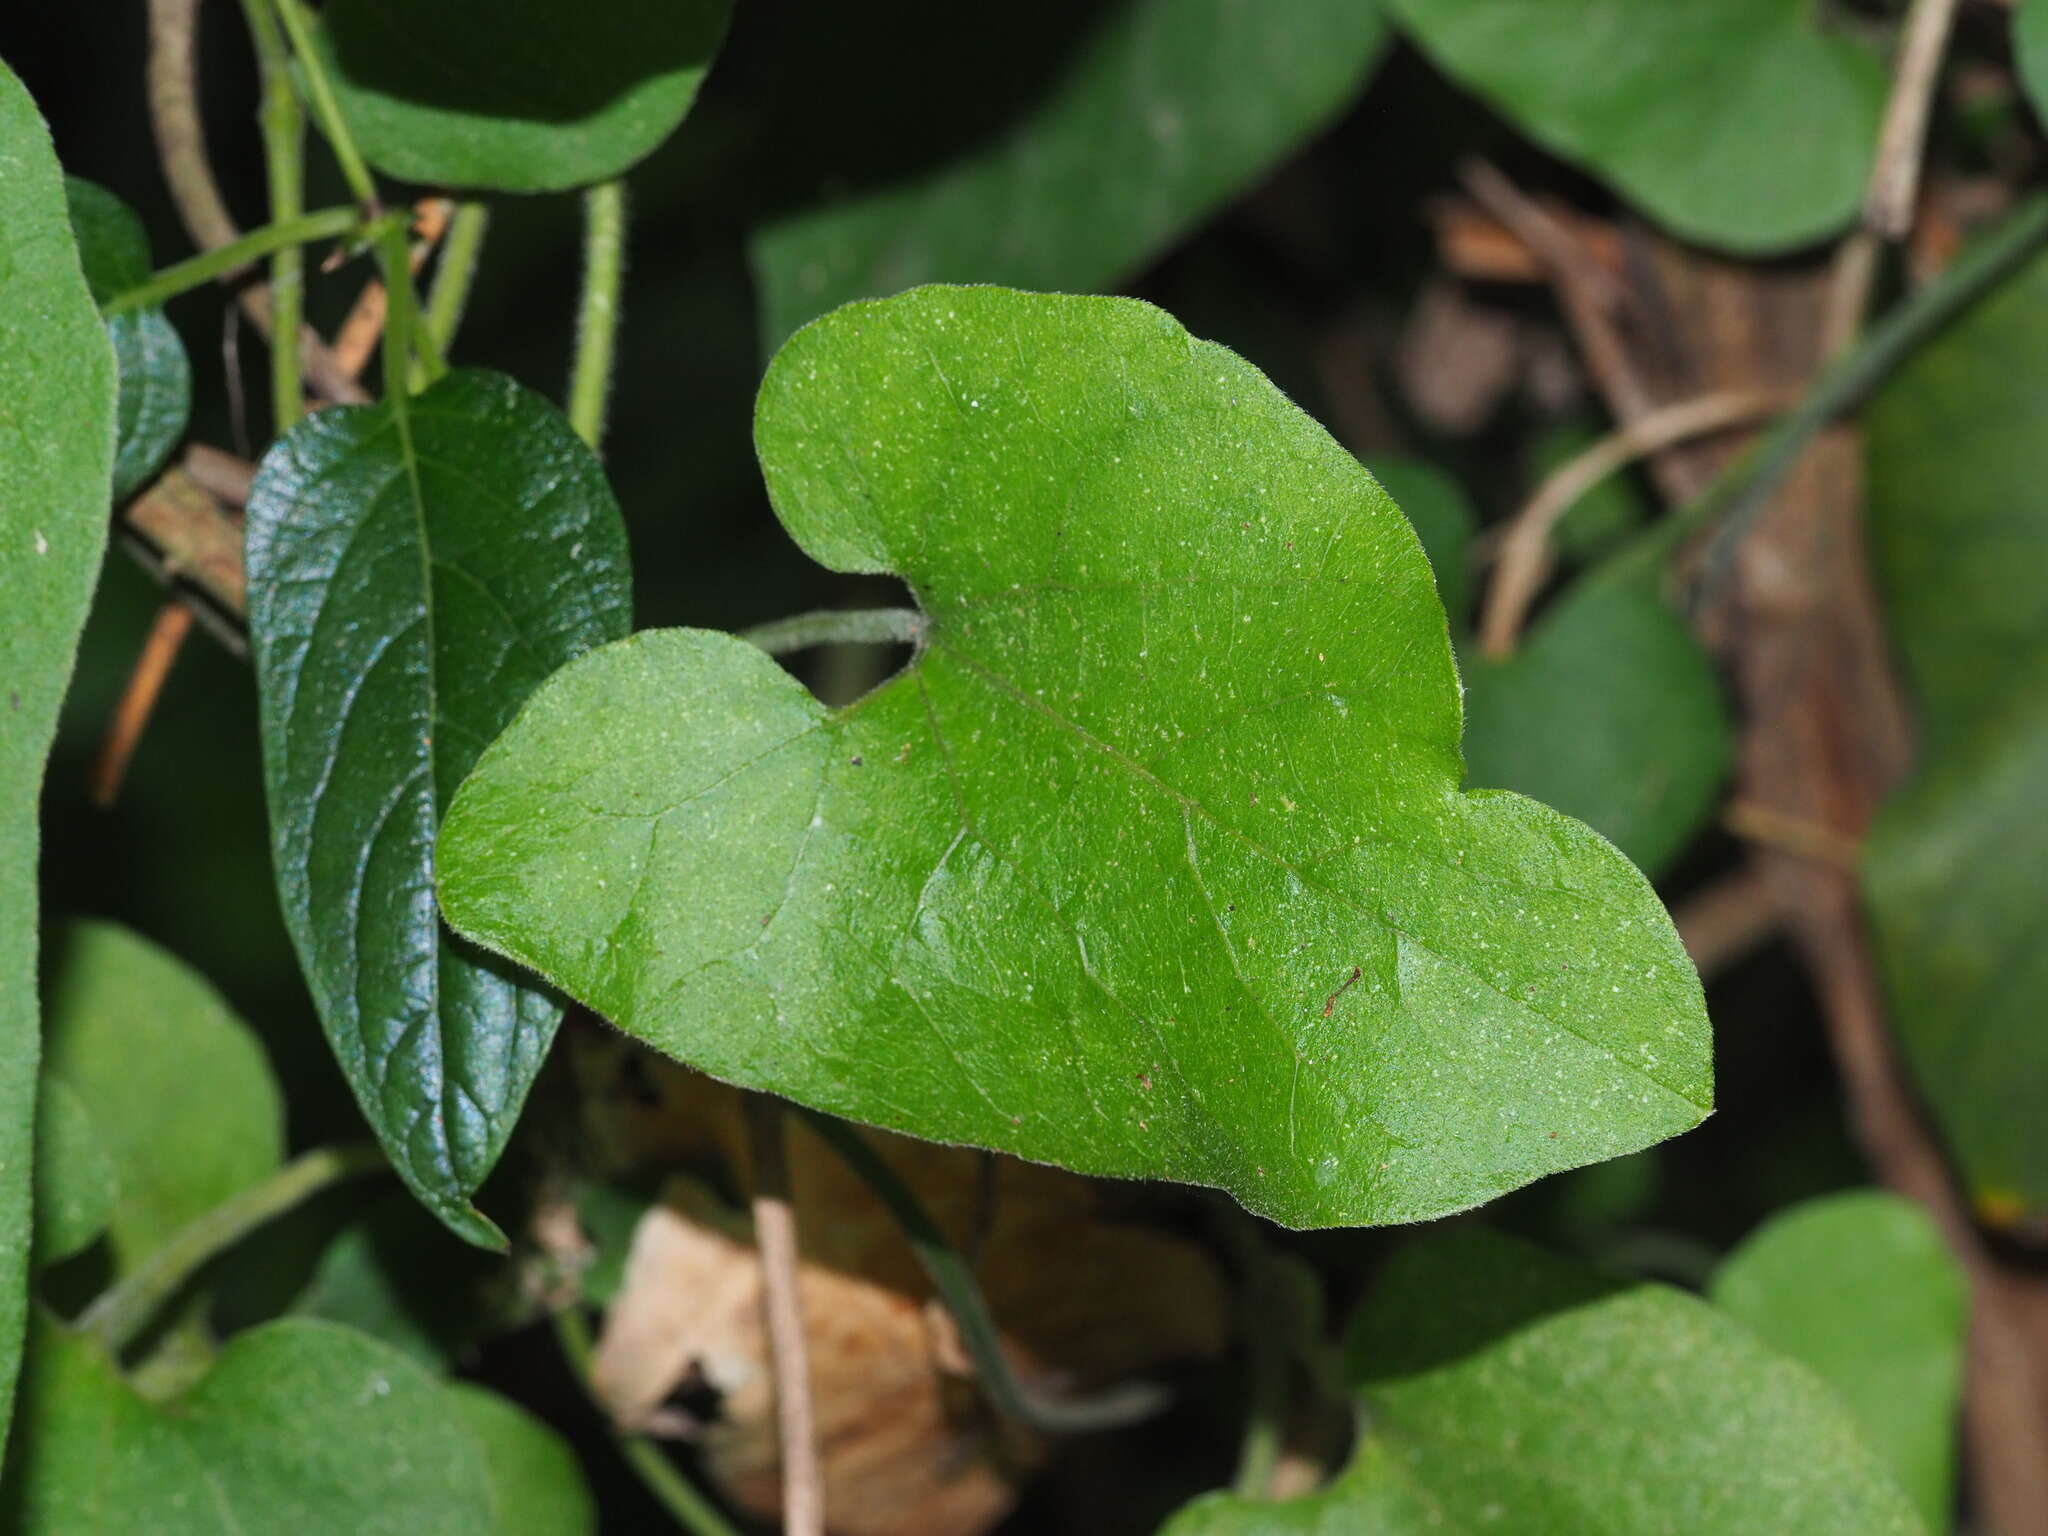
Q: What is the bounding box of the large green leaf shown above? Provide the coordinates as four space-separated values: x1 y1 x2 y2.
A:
0 59 117 1448
438 287 1710 1229
2 1317 498 1533
63 178 189 502
31 1081 113 1268
1386 0 1883 254
1864 242 2048 1223
1163 1228 1925 1535
1462 578 1731 876
41 922 283 1271
448 1385 596 1536
752 0 1388 348
1712 1191 1966 1529
322 0 730 193
245 368 632 1247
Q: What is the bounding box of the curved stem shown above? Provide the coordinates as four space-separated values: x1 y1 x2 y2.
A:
742 607 926 657
103 206 363 317
746 1095 823 1536
266 0 380 212
75 1143 385 1355
417 201 489 386
553 1307 741 1536
796 1108 1168 1434
569 180 627 452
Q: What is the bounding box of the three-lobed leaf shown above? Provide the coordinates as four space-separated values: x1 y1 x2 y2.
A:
1864 239 2048 1224
1712 1191 1966 1529
1163 1227 1925 1534
39 922 284 1272
63 177 190 501
0 58 117 1449
245 368 632 1248
321 0 730 193
1386 0 1883 253
752 0 1389 347
439 286 1711 1230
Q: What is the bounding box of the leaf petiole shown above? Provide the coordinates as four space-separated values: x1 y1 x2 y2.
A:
101 205 362 316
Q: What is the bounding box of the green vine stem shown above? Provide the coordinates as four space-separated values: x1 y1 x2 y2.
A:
415 201 489 390
266 0 379 212
568 179 627 452
795 1108 1167 1435
74 1143 386 1356
237 0 305 431
372 213 432 396
741 607 926 656
103 206 362 316
552 1306 741 1536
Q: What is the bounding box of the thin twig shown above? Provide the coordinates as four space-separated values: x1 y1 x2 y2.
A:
103 206 363 316
182 443 256 508
333 200 453 380
124 464 248 620
1670 867 1777 978
1866 0 1963 240
743 607 926 656
419 201 489 386
1478 389 1785 657
90 602 196 807
797 1109 1168 1434
1724 800 1863 871
745 1095 822 1536
75 1143 385 1355
553 1307 742 1536
569 180 627 452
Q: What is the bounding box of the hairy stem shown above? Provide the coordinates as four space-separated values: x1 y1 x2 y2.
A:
75 1143 385 1355
742 607 926 656
266 0 380 211
569 180 627 452
103 206 363 317
237 0 306 430
417 201 489 387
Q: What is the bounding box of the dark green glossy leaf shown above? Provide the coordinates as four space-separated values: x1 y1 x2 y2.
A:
1462 578 1731 876
1713 1191 1966 1529
3 1317 497 1533
42 922 283 1271
448 1385 596 1536
1864 243 2048 1224
31 1080 112 1267
1359 456 1475 625
0 58 117 1448
753 0 1388 347
322 0 730 193
1386 0 1883 253
63 178 190 501
439 287 1709 1229
1163 1228 1924 1535
245 368 632 1247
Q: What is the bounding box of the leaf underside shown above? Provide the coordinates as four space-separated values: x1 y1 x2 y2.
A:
440 286 1710 1230
0 59 118 1449
245 369 631 1247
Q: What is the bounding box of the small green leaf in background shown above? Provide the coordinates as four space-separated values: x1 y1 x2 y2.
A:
448 1384 597 1536
439 286 1710 1230
321 0 730 193
0 58 118 1449
1462 577 1732 876
41 922 284 1272
245 368 632 1248
2015 0 2048 130
1864 241 2048 1226
1163 1227 1925 1535
63 177 190 502
290 1195 498 1369
1532 420 1647 566
1712 1191 1967 1530
31 1081 113 1268
752 0 1389 348
1358 456 1475 626
2 1317 501 1534
1385 0 1883 253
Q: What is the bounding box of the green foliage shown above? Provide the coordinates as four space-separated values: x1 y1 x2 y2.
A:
62 178 189 501
1358 457 1475 624
2016 0 2048 130
244 369 632 1248
1864 244 2048 1223
1462 578 1731 875
1386 0 1883 253
40 923 284 1272
1713 1191 1967 1529
321 0 730 193
439 286 1710 1229
1163 1228 1925 1534
447 1385 598 1536
0 58 116 1449
30 1081 113 1267
2 1317 530 1534
752 0 1388 347
290 1196 498 1369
